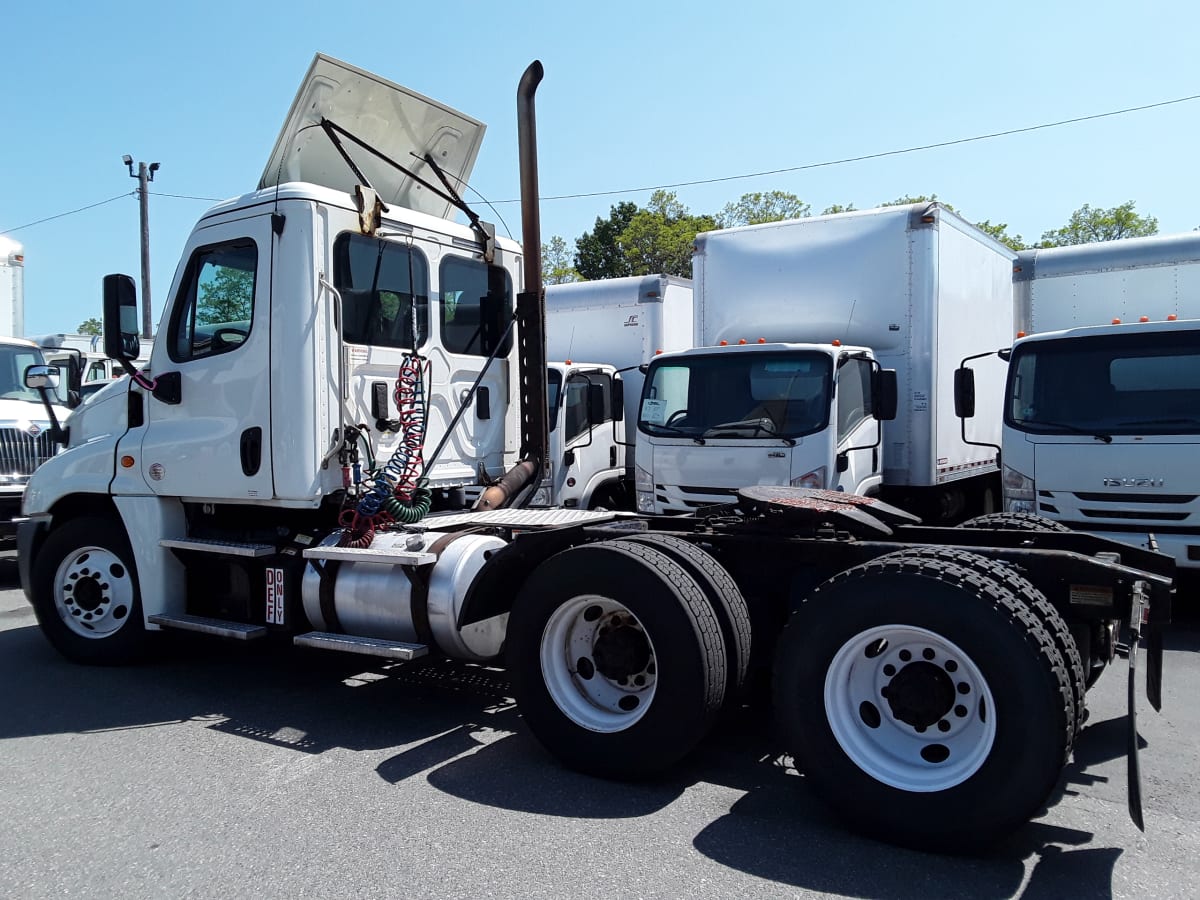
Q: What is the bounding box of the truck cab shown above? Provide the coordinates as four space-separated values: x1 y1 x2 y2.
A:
635 342 893 513
1000 318 1200 569
544 361 624 508
0 337 71 536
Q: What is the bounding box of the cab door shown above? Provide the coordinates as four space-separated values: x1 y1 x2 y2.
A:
136 215 274 500
832 356 883 495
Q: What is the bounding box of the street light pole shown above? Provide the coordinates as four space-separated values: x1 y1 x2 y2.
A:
123 155 160 340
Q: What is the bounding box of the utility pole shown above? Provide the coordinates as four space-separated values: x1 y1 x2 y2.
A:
123 155 160 339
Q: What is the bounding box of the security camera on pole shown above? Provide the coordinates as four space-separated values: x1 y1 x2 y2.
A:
123 155 160 340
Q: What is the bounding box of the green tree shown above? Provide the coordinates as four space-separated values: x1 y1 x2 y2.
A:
198 266 254 324
717 191 810 228
77 317 102 335
1039 201 1158 247
618 191 717 278
542 235 582 285
821 203 857 215
574 201 639 280
973 220 1028 252
881 194 955 211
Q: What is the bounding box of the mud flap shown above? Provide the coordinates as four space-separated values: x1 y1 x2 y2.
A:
1126 580 1150 831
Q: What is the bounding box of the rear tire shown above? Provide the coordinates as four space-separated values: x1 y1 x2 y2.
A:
616 533 751 698
508 541 727 779
958 512 1071 532
896 546 1086 738
30 517 148 665
773 549 1073 852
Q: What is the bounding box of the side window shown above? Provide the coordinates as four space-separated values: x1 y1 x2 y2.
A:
836 358 873 442
168 240 257 363
333 233 430 349
440 257 513 357
562 372 612 443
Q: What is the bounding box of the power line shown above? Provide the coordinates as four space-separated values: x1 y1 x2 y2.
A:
149 190 223 201
4 90 1196 234
491 90 1200 204
0 192 134 235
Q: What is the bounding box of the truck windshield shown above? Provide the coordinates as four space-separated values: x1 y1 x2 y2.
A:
0 344 47 404
1007 330 1200 436
638 351 831 439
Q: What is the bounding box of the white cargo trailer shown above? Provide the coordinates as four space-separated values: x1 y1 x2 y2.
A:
546 275 693 506
636 204 1014 520
979 235 1200 570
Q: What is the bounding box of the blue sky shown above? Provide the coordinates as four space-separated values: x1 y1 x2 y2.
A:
3 0 1197 338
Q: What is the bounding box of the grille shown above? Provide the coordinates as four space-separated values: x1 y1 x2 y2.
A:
0 426 57 477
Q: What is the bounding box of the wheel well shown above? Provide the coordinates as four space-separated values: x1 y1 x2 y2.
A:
26 494 124 566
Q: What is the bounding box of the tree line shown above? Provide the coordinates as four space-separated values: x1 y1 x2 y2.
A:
541 191 1161 284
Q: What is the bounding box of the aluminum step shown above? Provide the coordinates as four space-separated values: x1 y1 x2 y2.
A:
147 613 267 640
160 538 274 558
293 631 429 661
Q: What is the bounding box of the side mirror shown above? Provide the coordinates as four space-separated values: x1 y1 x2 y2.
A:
954 367 976 418
872 369 898 421
611 378 624 422
24 364 61 392
103 273 140 361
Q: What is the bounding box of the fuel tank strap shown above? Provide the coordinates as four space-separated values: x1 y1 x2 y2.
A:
402 529 489 647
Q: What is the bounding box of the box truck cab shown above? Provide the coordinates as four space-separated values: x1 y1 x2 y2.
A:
637 204 1012 519
635 341 893 512
998 318 1200 569
543 360 623 508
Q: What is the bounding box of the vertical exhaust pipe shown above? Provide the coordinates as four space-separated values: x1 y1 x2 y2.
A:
475 61 549 511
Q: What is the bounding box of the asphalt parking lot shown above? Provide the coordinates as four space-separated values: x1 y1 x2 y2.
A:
2 548 1198 899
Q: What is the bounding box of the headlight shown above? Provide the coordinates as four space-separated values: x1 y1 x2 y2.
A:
1002 464 1035 512
791 467 826 489
635 465 653 492
636 491 655 513
529 478 554 507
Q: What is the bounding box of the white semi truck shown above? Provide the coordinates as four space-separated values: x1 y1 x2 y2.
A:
958 233 1200 572
636 206 1013 521
546 275 694 508
16 55 1174 852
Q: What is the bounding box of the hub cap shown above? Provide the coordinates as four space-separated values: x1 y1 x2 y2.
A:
53 546 135 639
540 595 658 733
824 625 996 791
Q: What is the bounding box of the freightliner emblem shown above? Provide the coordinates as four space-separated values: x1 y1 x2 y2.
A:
1102 476 1164 487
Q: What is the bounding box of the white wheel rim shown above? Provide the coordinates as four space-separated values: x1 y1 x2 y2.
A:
824 624 996 792
540 595 658 733
53 545 136 639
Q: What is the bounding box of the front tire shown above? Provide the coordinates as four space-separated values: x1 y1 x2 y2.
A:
773 550 1073 852
508 540 727 779
30 517 148 665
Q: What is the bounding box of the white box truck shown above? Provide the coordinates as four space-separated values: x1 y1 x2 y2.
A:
970 233 1200 570
546 275 693 508
0 236 24 338
14 56 1174 852
635 204 1015 521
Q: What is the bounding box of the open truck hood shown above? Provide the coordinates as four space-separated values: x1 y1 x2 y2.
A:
260 54 486 221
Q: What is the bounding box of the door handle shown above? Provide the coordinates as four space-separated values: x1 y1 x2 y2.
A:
241 427 263 476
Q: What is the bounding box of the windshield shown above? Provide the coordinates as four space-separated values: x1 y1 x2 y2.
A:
0 344 47 405
1007 331 1200 436
638 351 831 439
547 368 562 433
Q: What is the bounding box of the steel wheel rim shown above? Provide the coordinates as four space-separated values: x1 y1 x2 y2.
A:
53 545 135 639
540 594 658 733
824 624 996 792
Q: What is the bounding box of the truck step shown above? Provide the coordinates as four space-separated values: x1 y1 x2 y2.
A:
160 538 274 557
293 631 429 661
147 613 267 640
